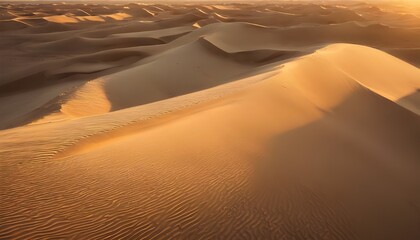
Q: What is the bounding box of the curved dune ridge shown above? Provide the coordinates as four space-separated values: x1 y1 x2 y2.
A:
1 2 420 240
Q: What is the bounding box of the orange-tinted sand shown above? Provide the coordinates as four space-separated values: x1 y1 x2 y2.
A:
1 2 420 239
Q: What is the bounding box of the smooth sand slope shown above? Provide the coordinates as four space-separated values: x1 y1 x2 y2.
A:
1 2 420 240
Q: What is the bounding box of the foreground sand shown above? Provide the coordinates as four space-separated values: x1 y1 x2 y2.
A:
1 2 420 239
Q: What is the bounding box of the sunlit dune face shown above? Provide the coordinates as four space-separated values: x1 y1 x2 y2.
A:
104 12 131 20
44 15 79 23
76 16 105 22
43 13 131 24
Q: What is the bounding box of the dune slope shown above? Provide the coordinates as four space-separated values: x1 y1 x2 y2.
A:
1 43 420 239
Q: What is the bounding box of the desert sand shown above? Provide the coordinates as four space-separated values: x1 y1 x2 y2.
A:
1 1 420 239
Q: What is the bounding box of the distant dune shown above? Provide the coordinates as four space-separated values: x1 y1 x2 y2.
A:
1 2 419 239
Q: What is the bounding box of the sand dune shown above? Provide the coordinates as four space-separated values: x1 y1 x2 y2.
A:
1 2 419 239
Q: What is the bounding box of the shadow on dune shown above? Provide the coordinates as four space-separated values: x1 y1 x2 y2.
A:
253 88 420 239
103 38 302 112
397 89 420 115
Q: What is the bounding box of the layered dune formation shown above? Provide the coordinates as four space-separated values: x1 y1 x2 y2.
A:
1 2 420 239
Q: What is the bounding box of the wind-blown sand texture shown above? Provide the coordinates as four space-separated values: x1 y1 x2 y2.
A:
1 1 420 239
